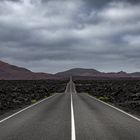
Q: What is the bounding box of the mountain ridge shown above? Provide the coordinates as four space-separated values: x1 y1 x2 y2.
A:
0 60 52 80
0 60 140 79
55 68 130 77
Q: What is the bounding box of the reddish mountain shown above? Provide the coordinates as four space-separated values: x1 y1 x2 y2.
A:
55 68 100 77
0 60 51 80
55 68 130 78
0 60 139 80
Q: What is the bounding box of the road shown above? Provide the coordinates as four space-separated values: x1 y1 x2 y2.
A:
0 79 140 140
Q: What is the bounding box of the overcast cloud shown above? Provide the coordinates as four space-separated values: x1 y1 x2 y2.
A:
0 0 140 73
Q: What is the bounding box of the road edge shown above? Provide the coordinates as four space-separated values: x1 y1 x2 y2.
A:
84 93 140 122
0 93 59 124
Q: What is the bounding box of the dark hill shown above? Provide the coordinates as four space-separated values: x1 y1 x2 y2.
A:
0 60 51 80
55 68 100 77
55 68 130 78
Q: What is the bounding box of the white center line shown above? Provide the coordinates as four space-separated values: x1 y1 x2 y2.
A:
71 93 76 140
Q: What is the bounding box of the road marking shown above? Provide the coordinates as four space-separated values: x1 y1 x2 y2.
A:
85 93 140 122
71 93 76 140
0 93 59 124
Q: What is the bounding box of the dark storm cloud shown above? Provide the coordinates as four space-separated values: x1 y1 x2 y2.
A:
0 0 140 73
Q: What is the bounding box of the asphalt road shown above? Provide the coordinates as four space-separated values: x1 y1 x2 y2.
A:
0 79 140 140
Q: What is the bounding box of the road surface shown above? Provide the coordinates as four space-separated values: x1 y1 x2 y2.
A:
0 79 140 140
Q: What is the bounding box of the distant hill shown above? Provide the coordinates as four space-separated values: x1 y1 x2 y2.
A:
0 60 52 80
105 71 130 77
130 72 140 77
1 60 140 80
55 68 100 77
55 68 130 78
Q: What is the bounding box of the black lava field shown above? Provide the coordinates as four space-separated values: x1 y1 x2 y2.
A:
0 80 66 116
1 79 140 117
75 79 140 116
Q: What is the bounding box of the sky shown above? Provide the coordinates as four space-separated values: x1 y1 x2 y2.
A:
0 0 140 73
